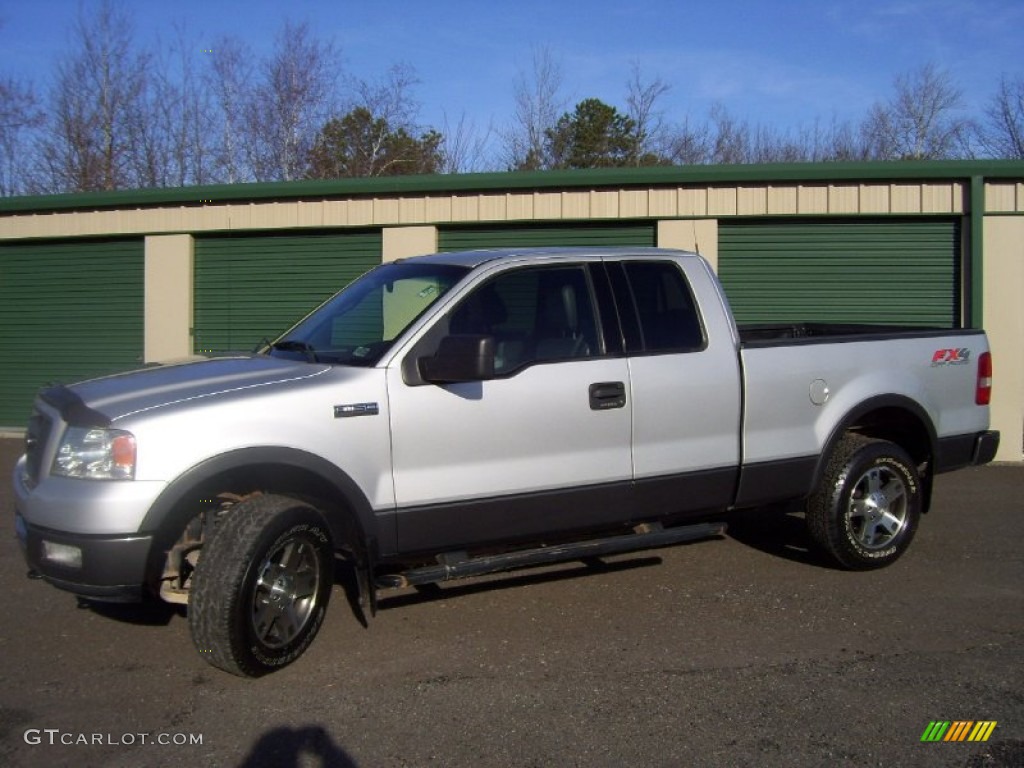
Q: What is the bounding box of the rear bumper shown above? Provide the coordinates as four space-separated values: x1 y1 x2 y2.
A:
935 430 1001 473
15 513 151 602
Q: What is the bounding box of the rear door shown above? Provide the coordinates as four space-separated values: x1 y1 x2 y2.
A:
386 259 633 553
607 257 742 513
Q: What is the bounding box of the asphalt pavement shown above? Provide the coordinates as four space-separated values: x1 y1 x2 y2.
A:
0 437 1021 767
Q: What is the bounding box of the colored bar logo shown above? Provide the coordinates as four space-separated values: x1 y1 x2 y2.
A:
921 721 997 742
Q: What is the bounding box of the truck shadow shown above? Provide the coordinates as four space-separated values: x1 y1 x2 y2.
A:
722 506 833 568
79 597 184 625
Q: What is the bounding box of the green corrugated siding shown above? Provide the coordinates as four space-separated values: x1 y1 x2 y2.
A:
718 219 961 327
438 222 656 251
0 239 144 427
193 232 382 354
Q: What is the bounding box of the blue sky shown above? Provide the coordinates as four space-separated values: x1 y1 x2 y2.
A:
1 0 1021 142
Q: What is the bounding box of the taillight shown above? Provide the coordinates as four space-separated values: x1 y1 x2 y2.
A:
976 351 993 405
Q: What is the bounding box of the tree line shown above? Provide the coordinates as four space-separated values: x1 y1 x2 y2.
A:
1 3 1021 197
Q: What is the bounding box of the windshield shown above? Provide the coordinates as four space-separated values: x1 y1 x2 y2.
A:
266 262 469 366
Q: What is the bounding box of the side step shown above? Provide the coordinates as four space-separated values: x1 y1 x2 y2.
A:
375 520 726 589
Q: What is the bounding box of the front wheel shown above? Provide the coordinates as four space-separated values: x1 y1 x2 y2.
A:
188 494 334 677
806 435 922 570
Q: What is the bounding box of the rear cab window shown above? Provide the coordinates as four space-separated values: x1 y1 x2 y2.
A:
609 260 706 355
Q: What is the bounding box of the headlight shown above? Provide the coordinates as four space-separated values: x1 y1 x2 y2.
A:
52 427 137 480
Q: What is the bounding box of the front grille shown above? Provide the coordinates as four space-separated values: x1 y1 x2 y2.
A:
24 410 52 488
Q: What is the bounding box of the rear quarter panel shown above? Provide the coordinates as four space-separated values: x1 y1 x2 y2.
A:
740 332 990 465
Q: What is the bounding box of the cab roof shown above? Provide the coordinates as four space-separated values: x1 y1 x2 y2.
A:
397 246 696 269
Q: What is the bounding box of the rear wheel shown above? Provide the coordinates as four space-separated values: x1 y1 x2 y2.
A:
188 494 334 677
807 435 921 570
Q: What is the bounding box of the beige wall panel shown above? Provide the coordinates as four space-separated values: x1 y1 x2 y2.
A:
296 201 324 228
708 187 737 216
227 203 255 230
590 190 619 218
144 234 193 363
982 215 1024 462
859 184 891 213
193 206 232 231
648 188 677 216
506 192 534 220
322 200 349 227
534 192 562 219
890 184 922 212
478 194 507 221
619 190 648 218
828 185 860 214
737 186 767 215
118 208 157 233
921 183 954 214
382 226 438 262
797 185 828 213
398 197 427 224
373 197 400 225
451 195 480 222
249 202 299 230
678 188 708 216
657 219 719 271
767 186 798 214
562 191 590 219
348 199 375 226
425 196 453 222
985 183 1018 213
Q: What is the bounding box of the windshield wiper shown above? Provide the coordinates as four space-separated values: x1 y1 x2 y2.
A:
269 340 320 363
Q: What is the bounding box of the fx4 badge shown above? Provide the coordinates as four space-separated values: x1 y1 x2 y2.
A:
931 348 971 366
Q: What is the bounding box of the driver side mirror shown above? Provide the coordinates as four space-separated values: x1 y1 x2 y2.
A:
418 335 495 384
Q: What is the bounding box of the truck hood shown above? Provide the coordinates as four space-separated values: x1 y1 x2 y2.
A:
43 356 332 425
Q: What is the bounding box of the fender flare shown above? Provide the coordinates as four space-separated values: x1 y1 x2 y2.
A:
141 447 381 584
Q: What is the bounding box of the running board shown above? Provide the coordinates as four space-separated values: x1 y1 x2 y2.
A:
375 520 727 589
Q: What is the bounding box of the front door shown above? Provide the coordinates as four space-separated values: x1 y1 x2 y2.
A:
386 261 633 554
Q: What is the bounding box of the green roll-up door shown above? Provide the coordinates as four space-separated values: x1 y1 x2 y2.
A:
0 239 144 427
193 231 382 355
718 219 961 327
438 222 656 251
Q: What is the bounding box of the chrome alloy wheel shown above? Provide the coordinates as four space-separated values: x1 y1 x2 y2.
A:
251 536 322 649
846 464 909 550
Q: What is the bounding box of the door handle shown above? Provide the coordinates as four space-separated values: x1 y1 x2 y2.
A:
589 381 626 410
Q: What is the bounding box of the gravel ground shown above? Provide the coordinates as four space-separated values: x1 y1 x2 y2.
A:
1 438 1021 767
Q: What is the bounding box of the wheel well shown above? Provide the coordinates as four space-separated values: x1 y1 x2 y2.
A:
146 462 368 600
846 407 933 469
841 405 936 513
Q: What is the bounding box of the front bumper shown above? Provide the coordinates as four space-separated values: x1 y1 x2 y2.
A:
16 513 152 602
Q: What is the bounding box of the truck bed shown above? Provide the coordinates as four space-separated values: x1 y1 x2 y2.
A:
737 323 978 346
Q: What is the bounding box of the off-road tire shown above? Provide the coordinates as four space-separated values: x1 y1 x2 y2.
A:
807 434 921 570
188 494 333 677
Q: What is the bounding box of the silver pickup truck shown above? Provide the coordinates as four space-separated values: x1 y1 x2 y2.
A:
13 247 999 676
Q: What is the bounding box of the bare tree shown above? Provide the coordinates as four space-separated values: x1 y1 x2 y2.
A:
625 62 670 165
0 76 44 195
34 0 148 192
501 46 566 170
246 21 340 181
860 63 973 160
659 116 713 165
438 111 493 173
978 74 1024 159
205 36 255 183
130 25 214 188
